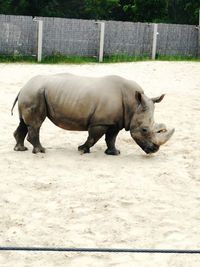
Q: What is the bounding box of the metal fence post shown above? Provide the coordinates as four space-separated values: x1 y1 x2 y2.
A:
98 22 105 62
152 23 158 60
33 18 43 62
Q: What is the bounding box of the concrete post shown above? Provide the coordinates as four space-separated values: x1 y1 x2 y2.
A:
33 18 43 62
37 20 43 62
98 22 105 62
152 23 158 60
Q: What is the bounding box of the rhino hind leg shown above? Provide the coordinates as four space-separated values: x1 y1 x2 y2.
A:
13 119 28 151
27 126 45 154
78 125 108 154
21 96 47 154
105 128 120 155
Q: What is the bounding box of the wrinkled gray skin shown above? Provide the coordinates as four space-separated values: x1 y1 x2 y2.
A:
12 73 174 155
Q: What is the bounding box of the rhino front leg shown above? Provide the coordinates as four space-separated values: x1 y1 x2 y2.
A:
27 126 45 154
13 119 28 151
78 126 108 154
105 128 120 155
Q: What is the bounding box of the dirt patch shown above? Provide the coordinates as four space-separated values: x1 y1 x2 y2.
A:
0 62 200 266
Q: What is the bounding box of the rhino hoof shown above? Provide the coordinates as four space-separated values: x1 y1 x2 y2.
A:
32 146 45 154
105 148 120 155
78 145 90 154
14 145 28 151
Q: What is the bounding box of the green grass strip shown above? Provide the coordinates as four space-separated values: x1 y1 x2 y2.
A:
0 54 199 64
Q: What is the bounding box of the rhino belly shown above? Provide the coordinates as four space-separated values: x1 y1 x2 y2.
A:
45 94 93 131
48 115 88 131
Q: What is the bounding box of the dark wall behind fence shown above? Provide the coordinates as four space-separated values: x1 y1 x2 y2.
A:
0 15 199 58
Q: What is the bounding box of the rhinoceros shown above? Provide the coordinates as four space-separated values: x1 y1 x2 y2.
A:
11 73 174 155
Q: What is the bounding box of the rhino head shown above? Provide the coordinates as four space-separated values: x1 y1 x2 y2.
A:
130 92 175 154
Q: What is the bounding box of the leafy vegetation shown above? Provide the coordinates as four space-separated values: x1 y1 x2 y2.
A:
0 0 199 25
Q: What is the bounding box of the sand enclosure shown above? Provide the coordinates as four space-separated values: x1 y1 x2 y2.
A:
0 62 200 266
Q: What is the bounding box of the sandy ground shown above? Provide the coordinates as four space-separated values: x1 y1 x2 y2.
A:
0 61 200 266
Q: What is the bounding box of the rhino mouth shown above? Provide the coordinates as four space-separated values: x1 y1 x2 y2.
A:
134 139 159 154
143 143 159 154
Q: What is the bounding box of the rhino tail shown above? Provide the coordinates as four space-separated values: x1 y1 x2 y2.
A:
11 92 20 116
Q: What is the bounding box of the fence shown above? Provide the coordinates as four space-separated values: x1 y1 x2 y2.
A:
0 14 199 61
0 15 37 56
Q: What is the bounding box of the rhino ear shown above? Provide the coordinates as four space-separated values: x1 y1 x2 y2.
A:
152 94 165 103
135 91 146 108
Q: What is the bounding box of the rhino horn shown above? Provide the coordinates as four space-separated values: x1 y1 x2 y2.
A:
154 124 175 146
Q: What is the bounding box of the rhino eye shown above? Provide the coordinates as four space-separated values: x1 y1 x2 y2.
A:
141 127 148 133
157 129 167 133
